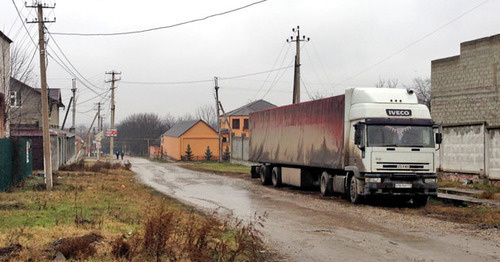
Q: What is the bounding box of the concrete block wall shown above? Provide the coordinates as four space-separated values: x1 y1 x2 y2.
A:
431 34 500 126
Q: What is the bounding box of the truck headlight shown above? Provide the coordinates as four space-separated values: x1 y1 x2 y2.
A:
365 178 381 183
424 178 436 183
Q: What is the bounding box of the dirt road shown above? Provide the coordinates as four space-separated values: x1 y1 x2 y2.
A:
130 158 499 261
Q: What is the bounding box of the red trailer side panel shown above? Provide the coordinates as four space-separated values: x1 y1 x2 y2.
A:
249 95 345 169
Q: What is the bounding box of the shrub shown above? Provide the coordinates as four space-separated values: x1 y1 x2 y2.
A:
184 145 193 161
204 146 213 161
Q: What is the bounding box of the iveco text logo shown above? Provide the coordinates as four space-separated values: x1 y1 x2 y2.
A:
386 109 412 116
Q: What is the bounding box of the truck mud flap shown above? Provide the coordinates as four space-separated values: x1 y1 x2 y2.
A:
251 165 260 178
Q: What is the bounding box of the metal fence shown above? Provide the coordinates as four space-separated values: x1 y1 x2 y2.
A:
0 138 33 191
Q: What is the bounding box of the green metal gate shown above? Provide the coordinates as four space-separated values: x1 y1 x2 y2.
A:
0 139 13 191
0 138 33 192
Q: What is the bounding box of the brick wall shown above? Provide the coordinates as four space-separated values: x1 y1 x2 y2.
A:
431 34 500 126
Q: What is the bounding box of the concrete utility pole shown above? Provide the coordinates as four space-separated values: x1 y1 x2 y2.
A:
287 25 310 104
27 2 55 190
71 79 76 133
214 77 222 162
106 71 121 161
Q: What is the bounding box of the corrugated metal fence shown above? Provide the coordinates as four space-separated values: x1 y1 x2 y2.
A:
0 138 33 191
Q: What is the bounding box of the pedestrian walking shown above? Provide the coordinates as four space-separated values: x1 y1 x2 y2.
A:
120 151 124 160
115 151 120 160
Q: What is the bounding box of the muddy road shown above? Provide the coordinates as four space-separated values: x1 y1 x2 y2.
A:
130 158 499 262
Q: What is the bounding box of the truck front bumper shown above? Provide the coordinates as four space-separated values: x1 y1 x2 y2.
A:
362 176 438 197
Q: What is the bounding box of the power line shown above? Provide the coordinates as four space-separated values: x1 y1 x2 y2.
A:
46 29 107 95
51 0 268 36
120 65 294 85
10 0 37 48
332 0 490 88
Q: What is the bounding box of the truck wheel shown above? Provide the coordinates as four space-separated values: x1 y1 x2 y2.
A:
412 196 428 207
320 171 333 196
260 164 271 185
272 167 282 187
349 175 362 204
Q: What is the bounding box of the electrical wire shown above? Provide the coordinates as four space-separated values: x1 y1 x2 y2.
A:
332 0 490 88
51 0 268 36
11 0 37 47
46 29 108 94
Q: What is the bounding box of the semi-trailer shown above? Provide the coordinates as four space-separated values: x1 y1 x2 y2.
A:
249 87 441 206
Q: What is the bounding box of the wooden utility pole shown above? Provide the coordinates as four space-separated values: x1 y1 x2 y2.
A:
96 102 101 160
287 26 310 104
214 77 222 162
27 2 55 190
106 71 120 161
71 79 76 133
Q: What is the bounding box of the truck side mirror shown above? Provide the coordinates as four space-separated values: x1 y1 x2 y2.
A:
354 123 365 150
354 129 362 145
435 133 442 144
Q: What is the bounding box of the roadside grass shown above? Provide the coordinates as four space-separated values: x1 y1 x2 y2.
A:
0 161 267 261
180 161 251 174
397 198 500 227
438 179 500 200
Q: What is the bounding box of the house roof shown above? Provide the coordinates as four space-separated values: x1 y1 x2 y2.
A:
0 31 13 43
10 78 65 107
162 119 207 138
225 99 276 116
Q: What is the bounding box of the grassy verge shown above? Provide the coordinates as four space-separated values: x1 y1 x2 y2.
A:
0 160 267 261
438 179 500 200
179 161 251 175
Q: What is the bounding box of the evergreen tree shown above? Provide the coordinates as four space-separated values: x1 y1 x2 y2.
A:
184 144 193 161
222 146 230 161
204 146 213 161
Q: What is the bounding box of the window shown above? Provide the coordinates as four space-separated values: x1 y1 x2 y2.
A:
367 125 434 148
10 91 21 107
232 119 240 129
243 119 249 129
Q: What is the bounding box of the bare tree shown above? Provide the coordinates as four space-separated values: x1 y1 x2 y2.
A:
10 45 37 86
405 77 431 110
115 113 169 156
195 104 217 129
375 77 398 88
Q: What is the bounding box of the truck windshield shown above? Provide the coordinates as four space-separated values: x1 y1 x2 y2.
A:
367 125 434 148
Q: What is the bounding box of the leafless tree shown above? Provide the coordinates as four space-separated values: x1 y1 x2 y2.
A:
114 113 169 156
375 77 398 88
195 104 217 129
404 77 431 110
10 45 37 86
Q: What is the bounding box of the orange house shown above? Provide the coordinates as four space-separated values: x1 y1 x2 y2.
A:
220 100 276 152
161 120 219 161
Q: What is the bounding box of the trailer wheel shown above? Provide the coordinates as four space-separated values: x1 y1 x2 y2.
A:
320 172 333 196
412 196 428 207
260 164 271 185
349 175 362 204
272 167 282 187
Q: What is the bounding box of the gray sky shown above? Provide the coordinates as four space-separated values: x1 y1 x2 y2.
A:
1 0 499 126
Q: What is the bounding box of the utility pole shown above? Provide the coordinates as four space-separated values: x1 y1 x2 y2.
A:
287 25 310 104
27 2 55 190
71 79 76 133
106 71 121 161
214 77 222 162
96 102 101 160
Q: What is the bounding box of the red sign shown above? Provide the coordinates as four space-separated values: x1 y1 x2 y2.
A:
106 129 117 137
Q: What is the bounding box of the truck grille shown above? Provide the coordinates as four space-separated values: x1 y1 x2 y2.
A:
376 162 430 172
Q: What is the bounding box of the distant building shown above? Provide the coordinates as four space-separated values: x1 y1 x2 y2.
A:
9 78 74 171
161 119 219 161
431 34 500 180
220 99 276 152
0 31 13 138
10 78 65 130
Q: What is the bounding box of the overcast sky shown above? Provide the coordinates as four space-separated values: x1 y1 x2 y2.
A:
1 0 499 126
